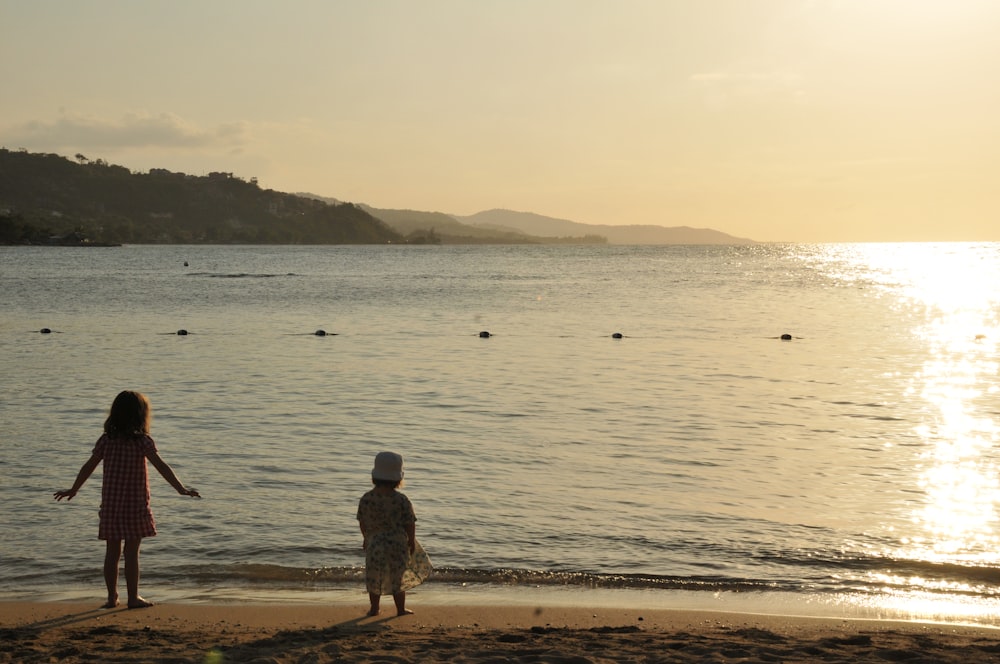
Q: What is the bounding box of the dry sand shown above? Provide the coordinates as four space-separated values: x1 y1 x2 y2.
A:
2 601 999 663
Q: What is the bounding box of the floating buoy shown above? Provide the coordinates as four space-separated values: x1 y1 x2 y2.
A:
40 328 52 334
183 261 189 267
315 329 327 336
177 329 189 336
780 333 792 341
479 331 491 338
612 332 623 339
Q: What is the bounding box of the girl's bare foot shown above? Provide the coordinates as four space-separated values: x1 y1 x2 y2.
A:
366 607 380 617
127 597 154 609
397 609 414 616
101 599 119 609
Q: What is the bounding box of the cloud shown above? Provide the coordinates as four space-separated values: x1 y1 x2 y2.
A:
2 111 248 151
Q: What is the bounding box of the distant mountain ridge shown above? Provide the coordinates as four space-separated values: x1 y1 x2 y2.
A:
0 149 750 246
298 195 754 245
358 205 543 244
297 197 605 245
456 209 755 245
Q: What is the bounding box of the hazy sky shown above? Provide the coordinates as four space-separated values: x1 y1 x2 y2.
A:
2 1 999 242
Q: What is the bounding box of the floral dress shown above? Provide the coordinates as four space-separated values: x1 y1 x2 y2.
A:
357 489 432 595
93 433 157 540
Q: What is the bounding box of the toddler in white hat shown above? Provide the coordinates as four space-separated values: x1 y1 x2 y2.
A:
357 452 432 616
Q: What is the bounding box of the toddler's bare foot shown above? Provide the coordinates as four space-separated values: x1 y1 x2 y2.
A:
397 609 414 616
101 598 119 609
127 597 154 609
366 607 380 617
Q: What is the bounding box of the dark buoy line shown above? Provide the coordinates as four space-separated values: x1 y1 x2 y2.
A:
33 326 811 342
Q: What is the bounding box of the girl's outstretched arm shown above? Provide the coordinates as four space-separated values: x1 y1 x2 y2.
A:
54 453 101 501
148 451 200 497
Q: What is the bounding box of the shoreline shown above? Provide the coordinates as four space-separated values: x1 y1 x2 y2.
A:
3 601 1000 663
9 582 1000 628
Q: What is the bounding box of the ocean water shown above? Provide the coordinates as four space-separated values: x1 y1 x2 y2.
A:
1 243 999 624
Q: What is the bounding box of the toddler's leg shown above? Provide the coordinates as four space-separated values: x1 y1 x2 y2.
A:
102 540 122 608
393 591 413 616
124 538 153 608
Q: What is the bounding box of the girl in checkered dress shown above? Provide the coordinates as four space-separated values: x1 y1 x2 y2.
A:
54 391 200 609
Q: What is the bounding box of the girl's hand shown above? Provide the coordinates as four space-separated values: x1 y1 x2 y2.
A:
182 487 201 498
53 489 76 501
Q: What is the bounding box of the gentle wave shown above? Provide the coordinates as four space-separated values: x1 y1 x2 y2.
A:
152 555 1000 599
156 563 785 593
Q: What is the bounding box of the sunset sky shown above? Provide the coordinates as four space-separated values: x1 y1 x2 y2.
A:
2 0 998 242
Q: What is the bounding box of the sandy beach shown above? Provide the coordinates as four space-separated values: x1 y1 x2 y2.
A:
2 601 999 663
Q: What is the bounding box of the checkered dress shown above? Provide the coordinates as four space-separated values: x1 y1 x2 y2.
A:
93 433 158 540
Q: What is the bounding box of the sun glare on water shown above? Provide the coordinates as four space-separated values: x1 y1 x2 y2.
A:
887 246 1000 565
808 243 1000 618
865 244 1000 575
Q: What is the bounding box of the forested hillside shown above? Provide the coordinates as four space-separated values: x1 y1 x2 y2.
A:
0 150 402 245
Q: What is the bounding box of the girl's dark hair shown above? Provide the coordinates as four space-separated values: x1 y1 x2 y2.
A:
372 479 402 489
104 390 151 436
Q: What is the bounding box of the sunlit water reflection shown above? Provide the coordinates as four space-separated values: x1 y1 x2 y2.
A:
816 244 1000 613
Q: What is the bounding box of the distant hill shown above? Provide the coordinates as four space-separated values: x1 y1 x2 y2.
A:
304 195 748 246
359 206 605 245
360 206 538 244
0 150 751 246
295 194 605 244
0 150 401 245
457 209 755 245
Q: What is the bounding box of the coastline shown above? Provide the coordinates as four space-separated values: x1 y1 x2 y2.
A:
3 601 999 663
10 582 1000 627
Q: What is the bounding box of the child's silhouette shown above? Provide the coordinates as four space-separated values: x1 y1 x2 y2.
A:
54 390 200 609
357 452 431 616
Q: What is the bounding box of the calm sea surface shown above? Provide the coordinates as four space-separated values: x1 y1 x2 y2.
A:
2 243 999 624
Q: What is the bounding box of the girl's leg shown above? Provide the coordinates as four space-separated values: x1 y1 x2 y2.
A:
123 538 152 608
367 592 381 616
103 540 122 608
393 591 413 616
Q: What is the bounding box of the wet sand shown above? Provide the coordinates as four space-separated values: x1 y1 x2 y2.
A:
2 601 999 663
